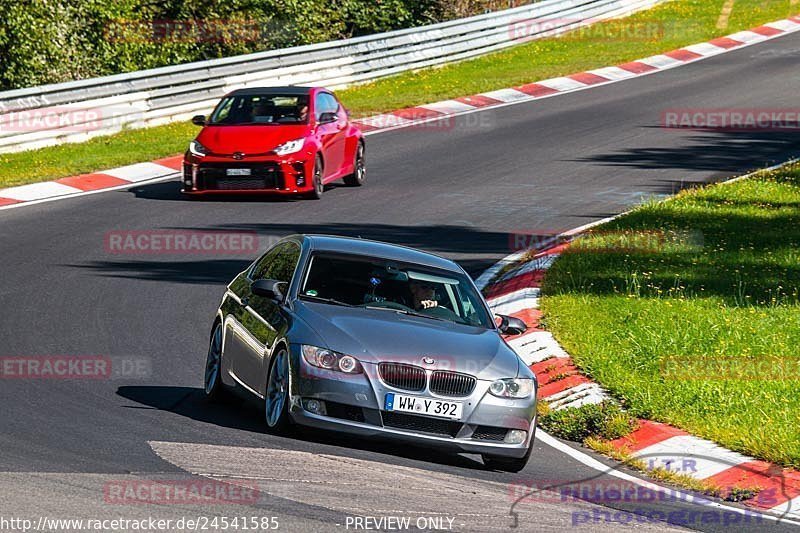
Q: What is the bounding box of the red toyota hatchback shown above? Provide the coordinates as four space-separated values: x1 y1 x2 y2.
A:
182 86 365 199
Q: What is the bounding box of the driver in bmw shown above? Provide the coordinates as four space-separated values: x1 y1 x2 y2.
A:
409 279 439 310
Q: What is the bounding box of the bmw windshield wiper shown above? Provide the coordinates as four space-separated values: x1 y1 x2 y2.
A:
299 294 355 307
364 305 448 322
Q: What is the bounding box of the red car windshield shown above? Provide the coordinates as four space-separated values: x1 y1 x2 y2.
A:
208 94 310 125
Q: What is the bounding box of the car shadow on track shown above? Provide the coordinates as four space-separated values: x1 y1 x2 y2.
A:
117 385 486 471
67 258 252 285
127 180 345 202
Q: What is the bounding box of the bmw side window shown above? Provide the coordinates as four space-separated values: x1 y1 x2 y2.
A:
251 242 301 285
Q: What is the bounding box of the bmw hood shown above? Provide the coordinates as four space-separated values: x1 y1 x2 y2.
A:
197 124 310 154
294 301 522 380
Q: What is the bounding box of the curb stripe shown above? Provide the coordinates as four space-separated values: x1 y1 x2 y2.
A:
639 54 683 69
768 496 800 519
0 197 21 206
608 421 690 454
0 181 82 202
514 83 560 97
454 94 503 107
484 270 546 299
708 461 800 509
535 77 588 92
57 173 130 191
568 72 611 85
664 49 704 61
631 435 752 479
419 100 477 114
153 155 184 170
479 87 532 103
103 162 176 182
391 107 445 121
539 374 592 397
708 37 744 49
587 66 639 81
618 61 658 74
752 25 784 36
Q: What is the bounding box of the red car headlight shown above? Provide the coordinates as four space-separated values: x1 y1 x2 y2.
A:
274 138 305 156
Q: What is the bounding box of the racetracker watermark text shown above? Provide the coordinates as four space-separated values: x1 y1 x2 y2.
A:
105 230 261 255
0 356 150 380
662 109 800 131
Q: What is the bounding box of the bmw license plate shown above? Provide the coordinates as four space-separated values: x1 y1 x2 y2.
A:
226 168 251 176
384 393 463 420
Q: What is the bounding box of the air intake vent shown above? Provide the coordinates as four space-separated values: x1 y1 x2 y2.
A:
382 411 461 438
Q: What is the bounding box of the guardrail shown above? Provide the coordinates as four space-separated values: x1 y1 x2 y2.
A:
0 0 661 153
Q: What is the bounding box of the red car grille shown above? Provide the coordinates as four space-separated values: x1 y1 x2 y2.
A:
195 163 283 190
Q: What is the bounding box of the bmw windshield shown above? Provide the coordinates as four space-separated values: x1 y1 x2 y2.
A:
299 253 495 329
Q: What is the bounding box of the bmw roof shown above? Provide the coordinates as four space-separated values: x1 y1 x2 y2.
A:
301 235 462 273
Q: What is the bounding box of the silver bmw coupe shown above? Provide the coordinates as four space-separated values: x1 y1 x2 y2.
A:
204 234 537 471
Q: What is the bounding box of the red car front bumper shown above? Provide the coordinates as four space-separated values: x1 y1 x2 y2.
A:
181 153 315 195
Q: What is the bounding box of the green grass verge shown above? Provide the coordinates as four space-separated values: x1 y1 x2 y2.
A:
1 0 797 188
542 162 800 468
538 400 638 441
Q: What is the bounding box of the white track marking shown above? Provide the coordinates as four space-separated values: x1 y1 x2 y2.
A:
726 30 768 43
587 66 638 81
770 496 800 520
0 182 81 201
535 77 588 92
547 383 608 410
631 436 751 479
420 100 477 114
683 43 727 56
479 88 531 103
508 331 569 365
355 113 413 129
485 286 540 305
103 162 178 182
637 54 683 69
765 20 800 31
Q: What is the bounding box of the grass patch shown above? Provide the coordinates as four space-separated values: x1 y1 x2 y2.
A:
543 163 800 468
539 401 638 441
1 0 797 188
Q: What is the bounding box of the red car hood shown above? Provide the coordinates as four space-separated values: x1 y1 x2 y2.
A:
197 124 311 154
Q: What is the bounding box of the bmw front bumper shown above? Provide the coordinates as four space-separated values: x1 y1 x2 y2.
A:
287 345 537 458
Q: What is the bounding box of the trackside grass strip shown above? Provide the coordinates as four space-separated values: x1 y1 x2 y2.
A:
1 0 798 187
542 163 800 469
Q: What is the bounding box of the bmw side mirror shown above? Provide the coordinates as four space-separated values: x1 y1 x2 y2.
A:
251 279 284 301
496 314 527 335
191 115 206 126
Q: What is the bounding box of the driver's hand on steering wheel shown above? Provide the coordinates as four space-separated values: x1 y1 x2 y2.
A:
419 300 438 309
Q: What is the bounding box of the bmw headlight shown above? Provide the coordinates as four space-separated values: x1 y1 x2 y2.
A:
301 345 362 374
274 138 305 156
189 140 207 157
489 378 534 399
